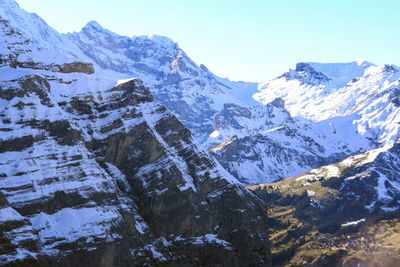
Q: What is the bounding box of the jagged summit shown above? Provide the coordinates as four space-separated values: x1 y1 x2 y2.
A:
145 34 176 48
383 63 399 73
84 20 104 30
279 62 331 86
79 19 125 41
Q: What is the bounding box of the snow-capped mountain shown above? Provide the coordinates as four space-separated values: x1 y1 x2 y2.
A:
5 0 391 187
0 1 271 265
255 60 400 145
5 0 398 186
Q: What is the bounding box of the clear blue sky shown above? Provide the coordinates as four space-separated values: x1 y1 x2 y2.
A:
15 0 400 82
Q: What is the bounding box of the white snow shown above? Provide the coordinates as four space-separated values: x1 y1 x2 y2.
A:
30 207 121 243
306 190 315 197
190 234 232 250
144 244 167 261
341 218 365 227
134 218 149 235
1 2 400 264
0 207 24 222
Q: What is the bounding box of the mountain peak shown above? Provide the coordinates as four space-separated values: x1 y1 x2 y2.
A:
295 62 313 72
304 60 375 87
83 20 106 31
279 62 330 85
79 19 122 42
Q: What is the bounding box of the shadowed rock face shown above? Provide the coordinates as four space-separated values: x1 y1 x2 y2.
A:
0 76 270 266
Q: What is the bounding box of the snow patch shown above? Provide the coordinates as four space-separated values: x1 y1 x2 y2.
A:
341 218 365 227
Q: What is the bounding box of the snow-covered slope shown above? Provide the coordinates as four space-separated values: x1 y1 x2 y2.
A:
270 142 400 213
0 0 87 61
255 60 375 120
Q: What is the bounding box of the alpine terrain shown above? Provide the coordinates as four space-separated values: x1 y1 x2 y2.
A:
1 0 400 266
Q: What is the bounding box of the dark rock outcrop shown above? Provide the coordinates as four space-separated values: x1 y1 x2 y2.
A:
57 62 95 74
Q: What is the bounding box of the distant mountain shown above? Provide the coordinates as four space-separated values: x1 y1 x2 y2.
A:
207 99 373 184
207 60 400 184
255 61 400 145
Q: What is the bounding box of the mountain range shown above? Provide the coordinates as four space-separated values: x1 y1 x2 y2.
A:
1 0 400 266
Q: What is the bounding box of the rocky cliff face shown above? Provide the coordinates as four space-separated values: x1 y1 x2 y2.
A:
0 73 270 265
